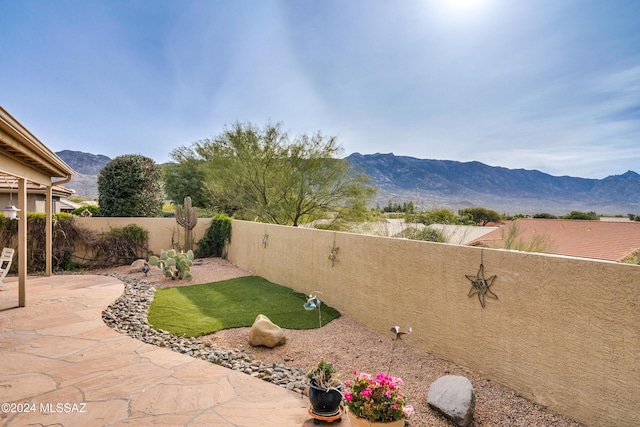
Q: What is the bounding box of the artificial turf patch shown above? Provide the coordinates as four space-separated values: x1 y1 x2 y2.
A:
147 275 340 337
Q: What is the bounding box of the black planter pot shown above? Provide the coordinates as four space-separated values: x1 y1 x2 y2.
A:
308 380 343 416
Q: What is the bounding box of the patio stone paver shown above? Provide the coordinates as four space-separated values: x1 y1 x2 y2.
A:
0 275 329 426
0 372 57 401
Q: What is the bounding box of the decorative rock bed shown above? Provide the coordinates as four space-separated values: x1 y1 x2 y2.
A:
101 274 308 394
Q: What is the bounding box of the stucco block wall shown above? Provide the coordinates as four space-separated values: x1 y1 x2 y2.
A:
227 220 640 427
74 217 212 255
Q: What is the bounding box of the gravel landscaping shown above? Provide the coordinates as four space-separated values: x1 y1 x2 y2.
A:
100 258 587 427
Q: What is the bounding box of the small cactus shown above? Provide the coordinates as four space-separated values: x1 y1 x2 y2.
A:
149 249 194 281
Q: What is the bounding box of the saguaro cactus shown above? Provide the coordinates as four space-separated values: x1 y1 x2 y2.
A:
175 196 198 251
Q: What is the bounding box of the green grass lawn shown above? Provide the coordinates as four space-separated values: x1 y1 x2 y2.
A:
147 276 341 337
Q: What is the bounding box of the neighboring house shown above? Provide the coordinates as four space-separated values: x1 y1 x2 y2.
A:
0 174 75 214
57 197 82 213
600 217 632 222
469 218 640 263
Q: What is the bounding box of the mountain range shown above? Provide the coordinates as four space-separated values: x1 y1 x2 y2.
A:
56 150 640 215
347 153 640 215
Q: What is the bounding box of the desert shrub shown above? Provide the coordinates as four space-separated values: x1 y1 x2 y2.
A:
82 224 149 267
98 154 163 217
562 211 598 220
405 227 446 242
499 222 555 253
0 216 148 271
71 205 100 216
533 212 558 219
196 214 232 258
621 251 640 265
408 209 457 225
0 213 83 272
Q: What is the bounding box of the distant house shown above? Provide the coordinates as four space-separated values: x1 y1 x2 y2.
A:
0 174 75 214
468 218 640 263
599 217 632 222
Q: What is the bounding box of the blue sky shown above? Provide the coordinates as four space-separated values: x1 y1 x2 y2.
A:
1 0 639 179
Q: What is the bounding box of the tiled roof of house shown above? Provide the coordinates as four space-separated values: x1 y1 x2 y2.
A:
468 218 640 262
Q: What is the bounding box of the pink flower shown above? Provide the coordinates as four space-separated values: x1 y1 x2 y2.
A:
344 370 411 422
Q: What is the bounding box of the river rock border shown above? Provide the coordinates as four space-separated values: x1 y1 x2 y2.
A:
101 274 308 394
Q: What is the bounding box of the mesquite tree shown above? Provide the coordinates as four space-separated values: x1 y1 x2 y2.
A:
170 122 375 226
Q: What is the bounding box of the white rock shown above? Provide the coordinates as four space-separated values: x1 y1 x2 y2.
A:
427 375 475 427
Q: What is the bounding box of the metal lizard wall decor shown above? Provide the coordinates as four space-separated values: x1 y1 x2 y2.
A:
328 240 339 267
465 249 498 308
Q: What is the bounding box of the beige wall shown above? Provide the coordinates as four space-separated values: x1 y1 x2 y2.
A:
74 217 212 255
227 220 640 427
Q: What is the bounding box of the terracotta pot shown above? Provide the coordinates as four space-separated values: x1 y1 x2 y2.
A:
348 413 405 427
308 380 343 415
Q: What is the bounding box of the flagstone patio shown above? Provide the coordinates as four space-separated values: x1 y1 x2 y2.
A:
0 275 337 426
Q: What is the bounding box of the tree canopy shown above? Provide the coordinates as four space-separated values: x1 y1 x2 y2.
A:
170 122 375 226
562 210 599 220
162 152 208 208
98 154 163 217
458 207 502 226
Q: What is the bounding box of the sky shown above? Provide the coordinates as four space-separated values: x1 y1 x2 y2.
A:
1 0 639 179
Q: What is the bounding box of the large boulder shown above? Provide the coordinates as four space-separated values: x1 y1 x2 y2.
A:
249 314 286 348
427 375 475 427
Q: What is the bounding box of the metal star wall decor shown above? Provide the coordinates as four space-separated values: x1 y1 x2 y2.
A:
465 250 498 308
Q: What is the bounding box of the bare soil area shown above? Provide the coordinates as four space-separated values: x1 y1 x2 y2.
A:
98 258 585 427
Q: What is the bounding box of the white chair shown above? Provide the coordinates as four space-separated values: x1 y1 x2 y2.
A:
0 247 15 291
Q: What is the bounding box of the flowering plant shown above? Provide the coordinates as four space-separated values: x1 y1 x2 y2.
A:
343 371 414 422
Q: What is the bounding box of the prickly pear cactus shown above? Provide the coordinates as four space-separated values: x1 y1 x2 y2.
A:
149 249 194 281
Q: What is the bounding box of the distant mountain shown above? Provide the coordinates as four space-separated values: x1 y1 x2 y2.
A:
346 153 640 215
57 150 111 175
56 150 111 197
55 150 640 214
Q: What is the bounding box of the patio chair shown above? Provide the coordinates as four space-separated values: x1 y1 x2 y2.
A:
0 247 15 291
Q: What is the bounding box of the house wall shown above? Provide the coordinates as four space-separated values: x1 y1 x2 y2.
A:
227 220 640 427
0 194 61 214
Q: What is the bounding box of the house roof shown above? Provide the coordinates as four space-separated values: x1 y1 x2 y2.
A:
57 198 82 211
0 174 75 198
468 218 640 262
0 106 75 184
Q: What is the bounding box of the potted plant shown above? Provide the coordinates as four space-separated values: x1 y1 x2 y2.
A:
306 359 343 416
344 371 414 426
